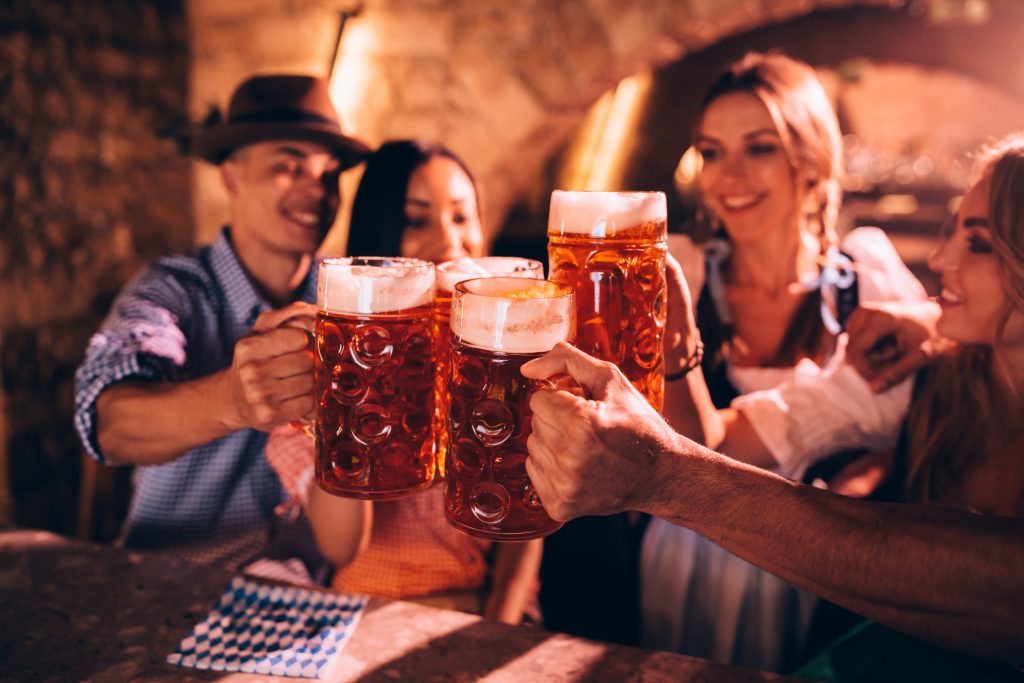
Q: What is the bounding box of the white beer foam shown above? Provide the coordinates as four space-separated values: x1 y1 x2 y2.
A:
548 190 666 237
451 279 574 354
436 256 544 294
318 258 435 314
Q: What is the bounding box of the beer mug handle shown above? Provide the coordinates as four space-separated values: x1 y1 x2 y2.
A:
580 269 624 362
249 303 319 440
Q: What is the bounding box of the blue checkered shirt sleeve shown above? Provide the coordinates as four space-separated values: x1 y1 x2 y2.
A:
74 264 195 464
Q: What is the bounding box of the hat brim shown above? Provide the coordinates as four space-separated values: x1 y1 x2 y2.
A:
194 122 371 169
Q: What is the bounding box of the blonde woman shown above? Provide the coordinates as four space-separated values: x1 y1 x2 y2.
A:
643 52 926 671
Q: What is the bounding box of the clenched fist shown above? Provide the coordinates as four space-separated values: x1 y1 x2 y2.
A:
226 302 318 431
522 342 682 521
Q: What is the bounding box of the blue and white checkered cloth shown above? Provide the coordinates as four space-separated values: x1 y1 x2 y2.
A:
167 577 367 678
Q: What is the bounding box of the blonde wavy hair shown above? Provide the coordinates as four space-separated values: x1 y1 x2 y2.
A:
904 133 1024 505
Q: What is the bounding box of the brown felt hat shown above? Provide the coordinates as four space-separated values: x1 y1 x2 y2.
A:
193 74 370 168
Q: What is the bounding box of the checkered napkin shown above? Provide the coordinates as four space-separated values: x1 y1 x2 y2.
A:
167 576 367 678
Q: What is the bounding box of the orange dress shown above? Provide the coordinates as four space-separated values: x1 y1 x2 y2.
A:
264 423 492 601
331 487 490 598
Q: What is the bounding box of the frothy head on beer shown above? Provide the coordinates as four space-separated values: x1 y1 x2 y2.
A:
548 191 667 238
318 256 435 314
436 256 544 294
450 278 575 354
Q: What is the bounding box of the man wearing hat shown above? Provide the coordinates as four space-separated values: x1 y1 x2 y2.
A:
74 75 370 582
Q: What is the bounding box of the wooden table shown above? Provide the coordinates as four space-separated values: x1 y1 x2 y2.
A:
0 528 810 682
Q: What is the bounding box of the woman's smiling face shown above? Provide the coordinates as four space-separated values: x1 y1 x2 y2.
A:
696 92 802 245
399 156 485 264
930 176 1023 348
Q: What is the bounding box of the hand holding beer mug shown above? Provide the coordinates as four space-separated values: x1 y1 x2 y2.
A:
548 191 667 410
445 277 574 540
433 257 544 477
315 257 436 499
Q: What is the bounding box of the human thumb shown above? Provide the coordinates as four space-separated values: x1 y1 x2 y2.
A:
521 342 611 399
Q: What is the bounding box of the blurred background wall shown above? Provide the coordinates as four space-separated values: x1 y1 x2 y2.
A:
2 0 1022 539
0 0 189 536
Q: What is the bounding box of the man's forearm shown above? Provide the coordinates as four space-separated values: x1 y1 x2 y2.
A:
644 441 1024 666
96 372 243 465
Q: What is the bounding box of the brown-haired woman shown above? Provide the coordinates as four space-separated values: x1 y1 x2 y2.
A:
642 51 927 671
753 133 1024 680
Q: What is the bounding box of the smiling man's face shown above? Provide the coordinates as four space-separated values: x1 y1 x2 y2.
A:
223 140 342 259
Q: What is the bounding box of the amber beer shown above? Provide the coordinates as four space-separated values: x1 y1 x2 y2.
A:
432 257 544 478
547 191 667 410
445 277 574 540
314 257 436 500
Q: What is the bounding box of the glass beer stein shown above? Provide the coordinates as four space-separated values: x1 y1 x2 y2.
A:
432 257 544 479
547 191 667 411
445 277 574 540
314 257 436 500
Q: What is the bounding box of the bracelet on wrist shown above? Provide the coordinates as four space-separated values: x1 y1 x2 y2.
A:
665 339 704 382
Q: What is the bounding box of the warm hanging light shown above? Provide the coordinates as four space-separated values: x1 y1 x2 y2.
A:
323 5 377 256
328 6 375 135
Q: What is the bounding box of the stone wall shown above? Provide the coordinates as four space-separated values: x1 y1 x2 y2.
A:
0 0 190 535
189 0 351 253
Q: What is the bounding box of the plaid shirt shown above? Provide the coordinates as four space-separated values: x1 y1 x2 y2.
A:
74 228 325 581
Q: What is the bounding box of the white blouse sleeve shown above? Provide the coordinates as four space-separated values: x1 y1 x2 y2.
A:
730 227 926 480
733 337 912 480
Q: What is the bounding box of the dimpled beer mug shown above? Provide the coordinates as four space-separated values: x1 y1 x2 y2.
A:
315 257 436 499
445 277 574 540
547 191 667 410
432 257 544 479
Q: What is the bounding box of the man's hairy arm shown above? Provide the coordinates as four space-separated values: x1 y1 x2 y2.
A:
645 444 1024 666
524 342 1024 667
97 372 242 465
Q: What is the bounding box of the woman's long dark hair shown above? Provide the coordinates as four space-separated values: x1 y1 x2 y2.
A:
345 139 480 257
